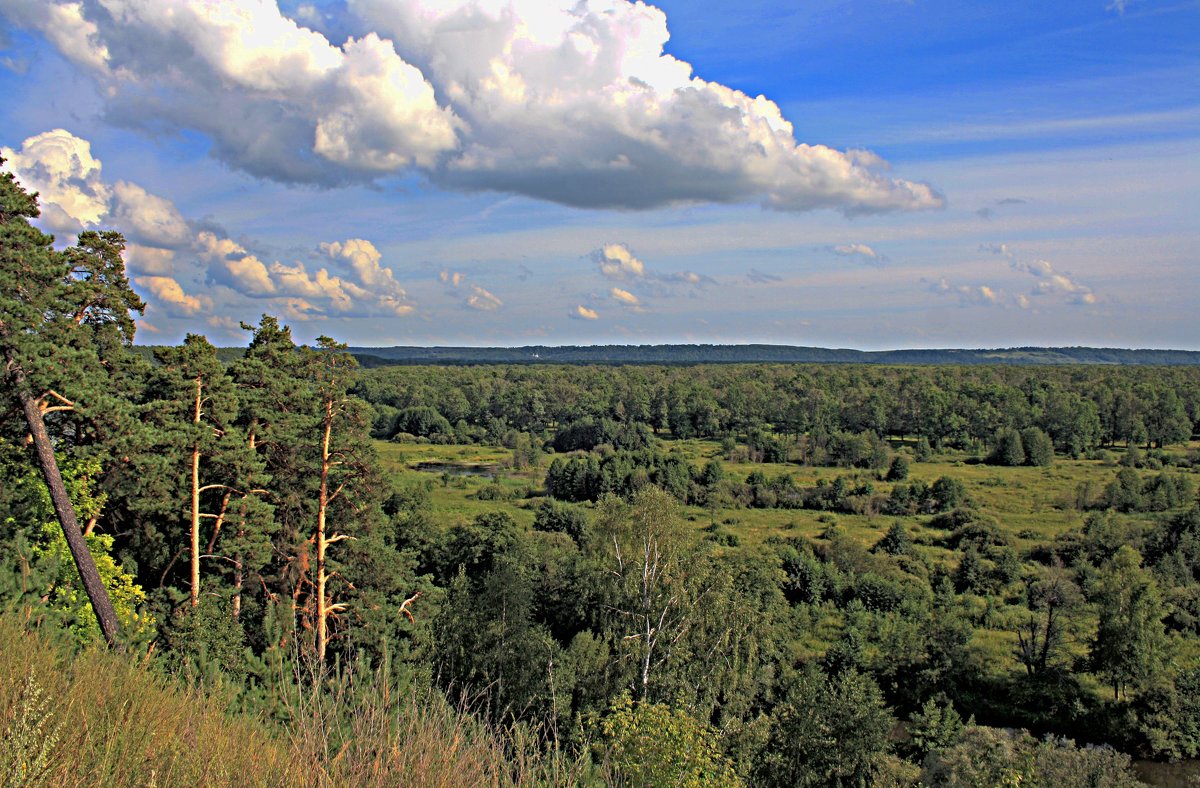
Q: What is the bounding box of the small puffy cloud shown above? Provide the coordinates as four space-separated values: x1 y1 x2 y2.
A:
268 260 355 310
610 287 640 306
436 268 501 310
10 0 941 213
597 243 646 279
930 278 1005 307
206 314 242 333
1010 256 1097 306
111 180 191 247
0 128 110 234
135 275 211 316
593 243 708 293
974 242 1099 307
466 284 502 311
833 243 879 260
439 269 466 287
572 305 600 320
980 242 1015 259
662 270 707 284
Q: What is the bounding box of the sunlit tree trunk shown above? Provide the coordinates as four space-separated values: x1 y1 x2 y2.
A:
190 375 202 607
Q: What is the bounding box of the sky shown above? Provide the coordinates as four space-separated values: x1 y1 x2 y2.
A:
0 0 1196 349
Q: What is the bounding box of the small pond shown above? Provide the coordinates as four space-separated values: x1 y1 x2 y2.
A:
1135 759 1200 787
412 461 502 477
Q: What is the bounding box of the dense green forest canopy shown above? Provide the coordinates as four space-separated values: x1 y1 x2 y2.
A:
5 168 1200 784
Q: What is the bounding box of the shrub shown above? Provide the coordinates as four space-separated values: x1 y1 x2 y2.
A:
392 406 452 438
1021 427 1055 467
598 694 742 787
532 499 587 542
886 454 910 481
988 429 1026 466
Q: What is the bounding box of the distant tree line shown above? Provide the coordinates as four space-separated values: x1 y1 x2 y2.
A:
356 362 1199 455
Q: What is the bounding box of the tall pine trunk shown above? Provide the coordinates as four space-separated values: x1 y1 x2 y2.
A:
190 375 202 608
316 398 333 662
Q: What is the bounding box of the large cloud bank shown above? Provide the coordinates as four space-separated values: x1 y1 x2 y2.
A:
1 0 942 213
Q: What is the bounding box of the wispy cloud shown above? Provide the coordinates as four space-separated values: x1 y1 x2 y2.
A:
746 268 783 284
1013 258 1097 305
610 287 641 307
881 108 1200 146
976 197 1026 220
466 284 503 311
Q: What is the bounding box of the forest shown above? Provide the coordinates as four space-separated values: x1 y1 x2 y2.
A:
4 159 1200 786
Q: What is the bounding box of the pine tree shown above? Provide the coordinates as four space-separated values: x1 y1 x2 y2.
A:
151 335 240 609
302 337 378 662
0 159 143 647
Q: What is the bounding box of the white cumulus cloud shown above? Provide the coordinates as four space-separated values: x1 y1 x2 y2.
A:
0 128 110 235
321 238 414 315
3 0 943 212
572 304 599 320
134 275 211 316
597 243 646 279
111 180 191 248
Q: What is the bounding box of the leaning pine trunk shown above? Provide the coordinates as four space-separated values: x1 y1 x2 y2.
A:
16 379 121 646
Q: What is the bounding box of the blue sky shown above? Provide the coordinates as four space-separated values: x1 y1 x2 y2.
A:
1 0 1197 349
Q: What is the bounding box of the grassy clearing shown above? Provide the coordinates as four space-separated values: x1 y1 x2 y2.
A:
373 437 1200 691
374 437 1189 555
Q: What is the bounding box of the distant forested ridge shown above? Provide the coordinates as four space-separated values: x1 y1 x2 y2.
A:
342 344 1200 366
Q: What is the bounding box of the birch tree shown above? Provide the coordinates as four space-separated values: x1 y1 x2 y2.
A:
590 486 708 700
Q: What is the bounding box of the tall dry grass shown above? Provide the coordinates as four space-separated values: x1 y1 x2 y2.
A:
0 613 302 786
0 614 590 786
